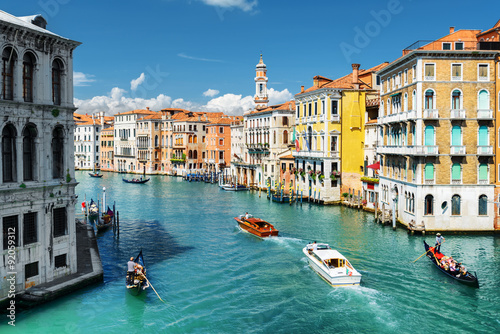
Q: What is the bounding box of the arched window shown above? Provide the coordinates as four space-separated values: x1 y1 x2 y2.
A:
193 135 197 144
425 163 434 180
282 117 288 126
283 130 288 144
451 125 461 148
52 126 64 179
478 125 488 147
188 135 193 143
478 90 489 110
154 135 159 147
52 59 63 105
2 124 17 182
425 90 434 109
424 125 435 146
404 93 408 111
412 90 416 110
23 52 36 102
478 195 488 216
2 47 17 101
452 90 461 110
451 163 461 181
23 124 37 181
193 150 198 159
188 150 193 159
451 194 461 216
425 194 433 215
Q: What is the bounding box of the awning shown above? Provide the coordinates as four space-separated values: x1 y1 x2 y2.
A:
389 92 401 97
367 161 380 170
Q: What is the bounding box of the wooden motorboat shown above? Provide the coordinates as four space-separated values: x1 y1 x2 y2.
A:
126 250 149 295
303 243 361 286
234 215 278 238
122 178 150 184
423 241 479 287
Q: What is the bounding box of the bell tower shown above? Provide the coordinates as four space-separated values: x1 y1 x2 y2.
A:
254 54 269 110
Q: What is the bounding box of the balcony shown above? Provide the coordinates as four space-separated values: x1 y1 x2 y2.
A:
477 109 493 119
319 114 326 122
406 110 417 120
477 145 493 155
478 179 489 185
450 145 466 155
423 109 439 119
424 179 434 185
451 179 462 185
450 109 466 119
331 114 340 122
293 150 326 159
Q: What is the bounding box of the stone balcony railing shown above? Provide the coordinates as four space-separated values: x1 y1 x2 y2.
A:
423 109 439 119
477 145 493 155
377 145 439 155
477 109 493 119
450 109 466 119
450 145 466 155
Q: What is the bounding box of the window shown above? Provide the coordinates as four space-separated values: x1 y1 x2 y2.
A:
404 69 408 84
452 90 461 109
25 262 39 279
455 42 464 50
442 42 451 50
424 195 433 215
23 212 37 245
451 163 461 181
314 102 317 115
412 90 416 110
331 100 338 115
451 195 461 215
23 52 36 102
451 64 462 81
478 195 488 216
425 126 435 146
154 135 159 147
52 59 63 105
478 90 489 110
424 64 435 80
425 90 434 109
425 163 434 180
283 117 288 126
3 215 18 250
53 207 67 237
219 139 224 146
330 136 338 151
2 47 16 100
219 127 224 134
308 103 312 116
478 64 489 81
2 124 17 182
55 254 67 268
479 163 488 182
52 127 64 179
296 106 300 118
412 65 416 82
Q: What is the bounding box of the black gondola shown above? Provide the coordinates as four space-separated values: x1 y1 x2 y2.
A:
89 173 103 178
122 178 150 184
126 250 149 295
423 241 479 287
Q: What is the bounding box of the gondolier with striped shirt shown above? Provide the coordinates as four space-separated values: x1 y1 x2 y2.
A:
435 233 445 254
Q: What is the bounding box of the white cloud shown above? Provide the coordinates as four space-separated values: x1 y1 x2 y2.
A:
73 72 95 86
200 0 258 12
74 86 292 117
130 73 146 91
203 89 220 97
178 53 223 63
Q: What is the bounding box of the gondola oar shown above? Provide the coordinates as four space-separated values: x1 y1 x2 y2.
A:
144 276 165 303
412 240 445 263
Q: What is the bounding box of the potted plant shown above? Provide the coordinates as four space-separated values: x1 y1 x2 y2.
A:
299 168 305 178
318 171 325 181
308 170 316 180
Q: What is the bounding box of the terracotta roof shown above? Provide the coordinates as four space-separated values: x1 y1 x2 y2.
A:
296 63 388 96
101 126 114 131
248 100 296 115
280 154 295 160
208 116 242 125
138 112 163 121
477 19 500 37
115 109 157 116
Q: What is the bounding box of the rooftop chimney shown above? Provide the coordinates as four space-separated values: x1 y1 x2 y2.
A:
352 63 360 90
301 85 304 93
449 27 455 34
146 107 150 111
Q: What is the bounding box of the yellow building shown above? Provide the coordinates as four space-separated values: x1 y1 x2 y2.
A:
293 63 386 203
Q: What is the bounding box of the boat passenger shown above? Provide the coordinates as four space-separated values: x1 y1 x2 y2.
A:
312 241 318 251
245 212 250 219
449 261 456 272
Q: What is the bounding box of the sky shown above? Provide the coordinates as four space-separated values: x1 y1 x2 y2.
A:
3 0 499 115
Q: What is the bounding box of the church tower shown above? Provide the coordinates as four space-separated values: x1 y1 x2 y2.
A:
254 54 269 110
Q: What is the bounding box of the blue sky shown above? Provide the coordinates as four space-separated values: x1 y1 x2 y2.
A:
3 0 498 115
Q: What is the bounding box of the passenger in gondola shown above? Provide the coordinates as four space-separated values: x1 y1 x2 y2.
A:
456 265 467 278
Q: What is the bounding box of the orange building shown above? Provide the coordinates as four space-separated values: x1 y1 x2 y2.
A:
206 116 242 173
100 126 114 171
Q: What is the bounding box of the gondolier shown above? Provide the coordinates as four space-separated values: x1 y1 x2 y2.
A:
127 257 136 284
435 233 445 253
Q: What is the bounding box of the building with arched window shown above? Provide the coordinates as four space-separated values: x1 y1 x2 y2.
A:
0 11 86 301
377 24 499 231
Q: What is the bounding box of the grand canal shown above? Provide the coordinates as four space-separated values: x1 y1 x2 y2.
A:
4 171 500 333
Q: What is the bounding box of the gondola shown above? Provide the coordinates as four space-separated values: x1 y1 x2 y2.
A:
96 207 114 232
423 241 479 287
122 178 150 184
88 199 99 220
126 250 149 295
89 172 103 178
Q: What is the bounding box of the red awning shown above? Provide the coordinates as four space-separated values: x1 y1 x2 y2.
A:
367 161 380 170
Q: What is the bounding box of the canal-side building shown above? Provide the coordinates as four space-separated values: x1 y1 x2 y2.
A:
205 115 241 174
113 108 156 173
136 111 162 174
293 63 386 203
73 112 110 170
0 11 81 299
377 25 500 231
100 126 114 171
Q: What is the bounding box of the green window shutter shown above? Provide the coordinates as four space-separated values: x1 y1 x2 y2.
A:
452 126 461 146
478 126 488 146
452 163 461 180
425 126 434 146
479 163 488 180
478 90 488 110
425 163 434 180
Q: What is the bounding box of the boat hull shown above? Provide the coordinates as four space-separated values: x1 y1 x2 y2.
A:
302 248 361 286
234 217 278 238
122 178 150 184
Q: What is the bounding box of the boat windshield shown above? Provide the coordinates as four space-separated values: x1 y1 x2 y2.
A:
325 258 345 268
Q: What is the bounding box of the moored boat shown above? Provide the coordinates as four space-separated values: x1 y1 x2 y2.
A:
223 184 248 191
234 215 278 238
126 250 149 295
88 199 99 220
89 172 103 178
423 241 479 287
96 207 114 232
122 177 150 184
303 243 361 286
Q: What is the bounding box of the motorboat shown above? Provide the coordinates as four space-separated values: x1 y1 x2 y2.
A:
223 184 248 191
234 215 278 238
302 243 361 286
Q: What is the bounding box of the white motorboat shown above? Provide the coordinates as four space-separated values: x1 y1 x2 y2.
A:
302 243 361 286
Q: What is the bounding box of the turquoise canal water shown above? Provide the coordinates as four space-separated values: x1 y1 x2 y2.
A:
4 171 500 333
